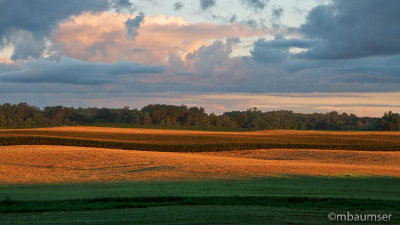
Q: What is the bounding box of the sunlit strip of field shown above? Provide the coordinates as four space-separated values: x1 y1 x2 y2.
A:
1 126 400 151
199 149 400 166
1 145 400 185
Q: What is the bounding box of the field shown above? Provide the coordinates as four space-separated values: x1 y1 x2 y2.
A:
1 145 400 184
1 126 400 151
2 177 400 224
1 127 400 224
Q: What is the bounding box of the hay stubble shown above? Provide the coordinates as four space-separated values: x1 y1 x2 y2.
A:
1 145 400 184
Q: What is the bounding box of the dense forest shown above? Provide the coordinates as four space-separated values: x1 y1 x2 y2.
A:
0 102 399 131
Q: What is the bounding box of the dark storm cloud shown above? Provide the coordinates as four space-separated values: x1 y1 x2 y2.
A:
0 57 165 85
301 0 400 59
125 13 145 40
200 0 216 10
0 0 109 60
241 0 269 11
173 2 184 10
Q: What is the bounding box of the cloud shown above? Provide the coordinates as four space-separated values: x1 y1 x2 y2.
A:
50 21 400 94
113 0 136 13
246 19 258 28
0 58 21 73
241 0 269 11
229 15 237 23
2 0 399 101
0 57 165 85
191 92 400 116
53 12 267 64
300 0 400 59
271 6 283 24
9 30 45 61
200 0 216 10
249 35 319 63
250 38 288 63
272 7 283 19
251 34 319 52
173 2 184 10
125 13 144 40
1 39 400 104
185 38 240 76
0 0 109 60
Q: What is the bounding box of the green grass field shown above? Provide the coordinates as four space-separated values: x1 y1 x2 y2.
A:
1 177 400 224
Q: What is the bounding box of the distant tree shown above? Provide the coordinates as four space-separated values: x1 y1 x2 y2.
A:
0 102 398 131
382 111 400 131
142 112 153 125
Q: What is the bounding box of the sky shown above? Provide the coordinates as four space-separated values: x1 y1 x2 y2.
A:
0 0 399 117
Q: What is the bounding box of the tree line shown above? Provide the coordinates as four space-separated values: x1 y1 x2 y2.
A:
0 102 399 131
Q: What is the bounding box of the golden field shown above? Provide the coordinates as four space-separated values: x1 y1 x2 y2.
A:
1 126 400 150
1 145 400 184
1 127 400 184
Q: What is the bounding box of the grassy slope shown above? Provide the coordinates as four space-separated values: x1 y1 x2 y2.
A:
1 177 400 224
2 177 400 201
1 206 368 225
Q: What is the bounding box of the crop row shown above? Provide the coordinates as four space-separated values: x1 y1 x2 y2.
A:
2 130 400 146
1 136 400 152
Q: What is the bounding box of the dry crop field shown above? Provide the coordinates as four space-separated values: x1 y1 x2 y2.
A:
1 145 400 184
1 126 400 184
1 126 400 152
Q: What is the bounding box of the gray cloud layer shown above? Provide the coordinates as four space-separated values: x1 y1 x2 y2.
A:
0 57 165 85
0 0 399 99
